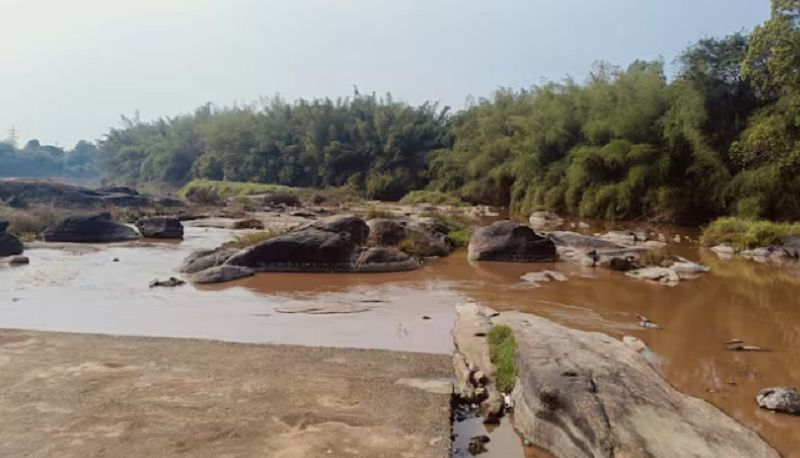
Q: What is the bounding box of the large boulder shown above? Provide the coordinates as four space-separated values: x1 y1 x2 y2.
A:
0 179 185 209
757 386 800 415
42 213 140 243
456 304 781 458
0 220 24 257
190 265 255 284
296 215 369 245
226 228 357 272
135 216 184 238
468 220 556 262
367 218 451 257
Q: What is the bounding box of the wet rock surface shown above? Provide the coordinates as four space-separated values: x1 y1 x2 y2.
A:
42 212 140 243
177 247 238 274
135 216 184 238
190 265 254 284
456 303 780 458
468 220 556 262
757 387 800 415
0 220 24 257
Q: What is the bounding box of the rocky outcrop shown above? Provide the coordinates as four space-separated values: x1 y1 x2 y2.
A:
224 215 420 273
178 247 238 274
757 386 800 415
354 247 420 272
42 213 140 243
0 220 24 257
0 179 185 209
455 304 780 458
135 216 184 238
367 218 451 257
190 265 254 284
468 221 556 262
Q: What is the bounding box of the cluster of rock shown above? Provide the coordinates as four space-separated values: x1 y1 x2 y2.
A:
0 179 184 209
178 215 443 283
711 237 800 263
40 213 185 242
0 220 24 257
454 303 781 458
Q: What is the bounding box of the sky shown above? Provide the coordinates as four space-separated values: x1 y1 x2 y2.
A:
0 0 770 147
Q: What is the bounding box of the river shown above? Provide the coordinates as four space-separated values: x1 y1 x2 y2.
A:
1 220 798 456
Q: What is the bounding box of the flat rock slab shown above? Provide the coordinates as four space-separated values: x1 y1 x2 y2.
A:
457 304 780 458
0 330 452 458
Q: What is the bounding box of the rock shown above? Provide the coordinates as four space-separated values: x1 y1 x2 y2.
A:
625 267 681 285
609 256 636 272
177 247 238 273
367 218 451 256
149 277 185 288
727 343 769 352
468 435 490 455
520 271 567 284
452 304 503 419
783 236 800 258
0 179 185 209
468 221 556 262
7 255 29 265
548 231 624 250
600 230 647 245
0 220 24 257
232 218 265 230
670 259 710 274
296 215 369 245
354 247 420 272
644 240 667 249
42 212 140 243
529 211 564 229
226 228 358 272
96 185 138 195
135 216 184 238
757 387 800 415
190 265 254 284
457 304 781 458
711 244 735 255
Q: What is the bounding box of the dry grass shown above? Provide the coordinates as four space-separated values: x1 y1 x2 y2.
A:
223 229 287 249
0 205 74 240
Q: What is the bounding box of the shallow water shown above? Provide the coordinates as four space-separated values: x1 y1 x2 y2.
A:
1 221 799 455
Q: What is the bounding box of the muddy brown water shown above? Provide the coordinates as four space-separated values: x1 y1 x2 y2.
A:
2 221 800 456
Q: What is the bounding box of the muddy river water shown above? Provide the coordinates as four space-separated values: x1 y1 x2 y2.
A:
1 221 799 456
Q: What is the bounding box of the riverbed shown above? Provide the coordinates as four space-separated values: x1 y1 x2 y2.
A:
1 220 799 456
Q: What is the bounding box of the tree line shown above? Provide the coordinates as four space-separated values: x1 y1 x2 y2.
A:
9 0 800 222
0 139 97 179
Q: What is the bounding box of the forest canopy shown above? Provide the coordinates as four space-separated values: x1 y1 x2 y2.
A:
7 0 800 222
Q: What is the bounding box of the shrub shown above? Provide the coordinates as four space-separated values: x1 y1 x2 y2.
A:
366 205 395 219
400 190 466 207
487 325 517 393
185 186 223 206
701 217 800 249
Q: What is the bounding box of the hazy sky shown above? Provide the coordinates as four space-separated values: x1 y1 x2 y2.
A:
1 0 769 146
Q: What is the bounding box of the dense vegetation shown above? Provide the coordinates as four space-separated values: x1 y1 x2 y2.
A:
0 139 97 179
7 0 798 224
487 325 518 393
701 217 800 249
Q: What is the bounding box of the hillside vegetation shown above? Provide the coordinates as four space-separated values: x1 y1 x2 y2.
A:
13 0 795 224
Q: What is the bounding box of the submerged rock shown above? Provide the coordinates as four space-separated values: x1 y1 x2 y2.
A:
520 270 568 285
757 386 800 415
149 277 185 288
190 265 254 284
0 220 24 257
625 267 681 285
42 212 140 243
354 247 420 272
178 247 238 274
468 220 556 262
456 304 781 458
135 216 184 238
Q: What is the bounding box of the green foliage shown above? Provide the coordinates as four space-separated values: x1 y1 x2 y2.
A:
0 139 98 178
399 190 466 207
365 205 395 219
487 325 517 393
701 216 800 248
179 179 296 199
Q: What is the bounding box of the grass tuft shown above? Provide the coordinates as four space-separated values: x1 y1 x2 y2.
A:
487 325 517 393
224 229 287 249
701 217 800 249
399 190 467 207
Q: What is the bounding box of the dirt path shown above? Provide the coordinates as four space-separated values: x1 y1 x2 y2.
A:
0 330 453 458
